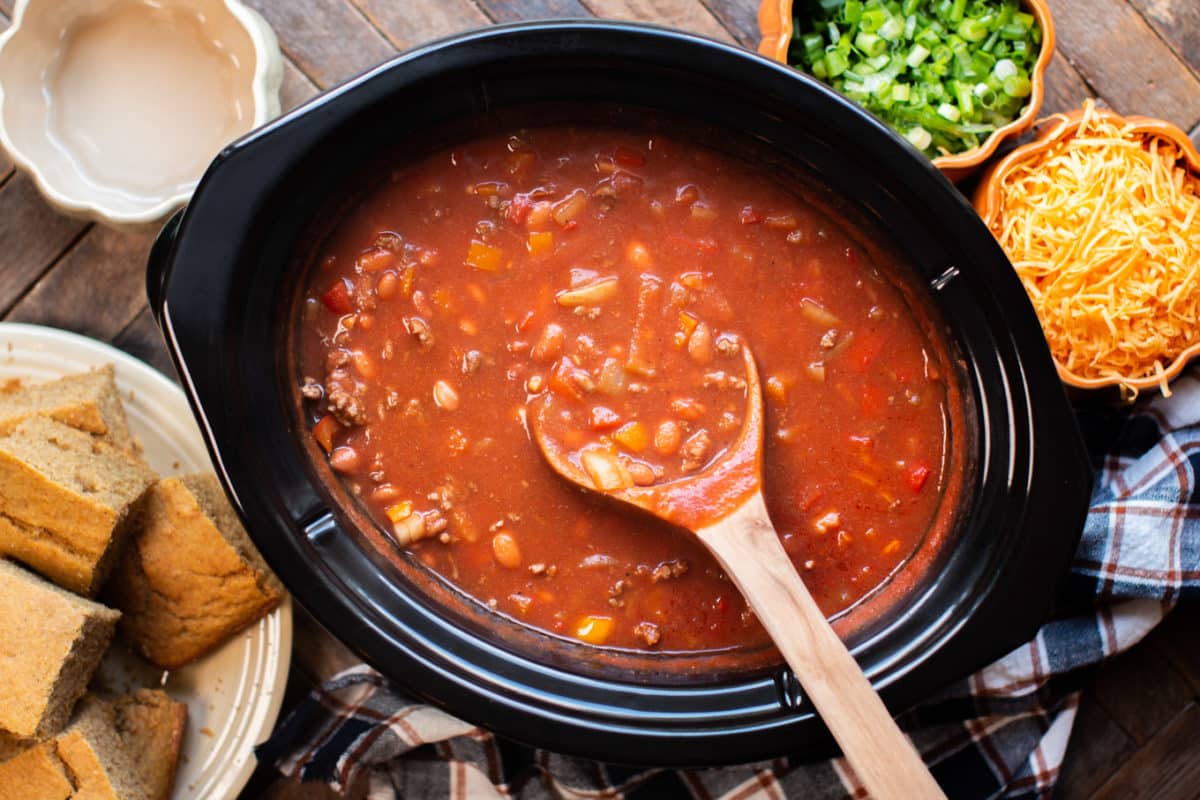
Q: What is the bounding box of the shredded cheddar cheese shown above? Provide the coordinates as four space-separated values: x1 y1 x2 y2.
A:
990 101 1200 397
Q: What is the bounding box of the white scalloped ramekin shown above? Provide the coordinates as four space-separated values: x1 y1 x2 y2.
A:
0 0 282 230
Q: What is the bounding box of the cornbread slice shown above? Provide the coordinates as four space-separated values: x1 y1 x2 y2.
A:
110 690 187 800
0 742 74 800
0 417 155 594
0 560 120 739
0 690 185 800
0 514 127 598
52 696 149 800
0 366 133 451
108 473 284 669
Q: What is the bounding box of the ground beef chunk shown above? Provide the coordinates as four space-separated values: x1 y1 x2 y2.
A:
607 578 631 607
650 559 689 582
300 377 323 400
461 349 483 374
325 375 366 426
715 333 740 357
680 430 711 472
323 350 367 426
634 621 661 647
701 370 746 391
404 316 435 350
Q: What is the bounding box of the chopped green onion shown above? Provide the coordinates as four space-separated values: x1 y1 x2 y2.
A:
1002 73 1032 97
937 102 961 121
906 126 933 150
906 43 931 66
788 0 1042 157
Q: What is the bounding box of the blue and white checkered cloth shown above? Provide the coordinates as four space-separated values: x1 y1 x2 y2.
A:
260 373 1200 799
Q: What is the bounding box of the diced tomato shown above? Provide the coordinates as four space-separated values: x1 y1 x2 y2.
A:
548 360 584 402
589 406 622 431
319 279 353 315
507 192 533 225
739 205 763 225
848 334 884 373
614 145 645 168
906 463 931 493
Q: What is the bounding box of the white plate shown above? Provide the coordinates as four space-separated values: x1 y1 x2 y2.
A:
0 322 292 800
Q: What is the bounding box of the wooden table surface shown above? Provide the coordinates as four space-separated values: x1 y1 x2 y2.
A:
1 0 1197 797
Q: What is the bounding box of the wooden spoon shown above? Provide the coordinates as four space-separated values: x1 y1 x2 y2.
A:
529 346 945 800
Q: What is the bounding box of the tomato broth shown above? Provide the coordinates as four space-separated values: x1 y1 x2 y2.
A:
297 125 956 653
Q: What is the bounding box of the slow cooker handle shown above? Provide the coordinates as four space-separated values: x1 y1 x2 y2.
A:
146 210 184 325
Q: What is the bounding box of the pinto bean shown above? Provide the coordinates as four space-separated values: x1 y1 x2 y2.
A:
330 446 363 474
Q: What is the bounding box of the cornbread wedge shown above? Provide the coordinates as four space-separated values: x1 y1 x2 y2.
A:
56 697 150 800
0 741 74 800
110 690 187 800
108 473 283 669
0 417 155 595
0 690 186 800
0 514 127 598
0 366 133 451
0 560 120 739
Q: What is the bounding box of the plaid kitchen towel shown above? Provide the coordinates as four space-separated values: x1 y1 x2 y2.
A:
259 373 1200 799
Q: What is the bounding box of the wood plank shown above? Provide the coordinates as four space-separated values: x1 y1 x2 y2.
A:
1092 704 1200 800
264 774 368 800
0 176 89 315
1151 604 1200 695
581 0 732 42
280 57 321 114
352 0 488 50
241 0 396 89
1054 691 1136 800
6 226 154 342
1040 51 1095 117
698 0 759 48
1128 0 1200 79
473 0 591 22
292 604 361 682
1090 640 1195 746
111 306 175 380
1045 0 1200 130
0 4 9 184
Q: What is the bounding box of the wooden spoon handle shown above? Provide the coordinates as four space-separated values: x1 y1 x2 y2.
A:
697 492 946 800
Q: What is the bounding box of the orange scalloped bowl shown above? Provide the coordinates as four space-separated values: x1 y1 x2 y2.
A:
758 0 1054 182
973 106 1200 395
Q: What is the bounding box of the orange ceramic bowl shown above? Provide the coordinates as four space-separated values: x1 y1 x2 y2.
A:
757 0 1055 181
973 106 1200 394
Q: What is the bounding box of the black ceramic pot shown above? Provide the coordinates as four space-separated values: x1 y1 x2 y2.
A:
146 21 1092 766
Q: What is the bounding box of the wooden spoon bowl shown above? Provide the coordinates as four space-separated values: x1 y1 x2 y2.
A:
530 346 945 800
